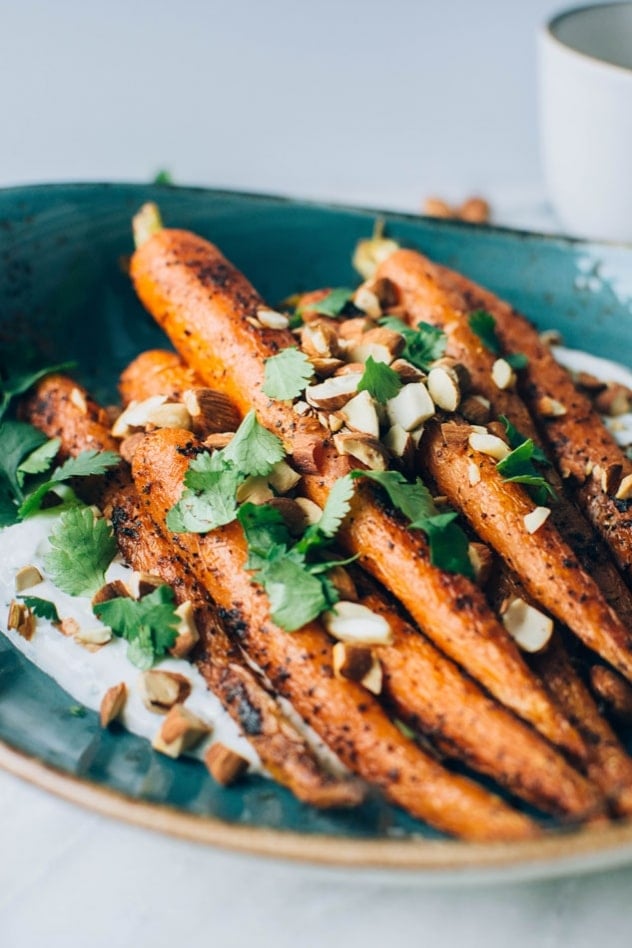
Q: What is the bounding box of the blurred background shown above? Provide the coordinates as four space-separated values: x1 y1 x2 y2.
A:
0 0 610 229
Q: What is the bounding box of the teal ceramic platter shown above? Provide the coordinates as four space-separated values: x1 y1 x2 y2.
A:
1 183 632 881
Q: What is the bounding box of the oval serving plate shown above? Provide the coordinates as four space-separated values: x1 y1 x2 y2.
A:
1 182 632 882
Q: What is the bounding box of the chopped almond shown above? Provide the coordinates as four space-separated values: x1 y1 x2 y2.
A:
460 394 491 425
468 432 510 461
267 460 301 494
386 382 435 431
491 358 516 391
91 579 131 606
348 327 405 365
294 497 323 525
204 742 249 785
538 395 567 418
324 601 393 646
615 474 632 501
523 507 551 534
594 382 632 417
341 390 380 438
154 704 210 757
7 600 36 640
468 542 493 585
100 682 127 727
139 670 192 714
170 601 200 658
352 235 400 280
256 307 289 330
300 321 340 360
305 374 362 411
289 433 323 474
57 616 80 637
14 565 43 593
440 421 470 447
502 599 553 653
333 431 388 470
203 432 235 450
390 359 425 383
74 626 112 647
182 388 241 436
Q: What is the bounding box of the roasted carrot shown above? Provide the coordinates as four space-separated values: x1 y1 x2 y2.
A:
380 249 632 583
116 350 614 815
422 418 632 681
130 427 540 841
110 486 364 807
130 228 583 755
21 376 363 808
119 349 200 406
376 249 632 622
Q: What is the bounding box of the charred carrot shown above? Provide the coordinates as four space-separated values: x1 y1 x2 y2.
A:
129 228 582 755
130 427 539 841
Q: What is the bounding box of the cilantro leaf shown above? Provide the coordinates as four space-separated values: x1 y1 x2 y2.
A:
44 506 117 596
17 438 61 486
468 311 528 369
0 421 48 499
499 416 549 465
222 410 286 476
254 555 330 631
93 584 180 669
167 460 243 534
18 596 60 622
237 503 292 567
262 348 314 401
351 469 474 578
0 361 76 421
496 439 557 504
153 169 173 185
357 356 402 404
298 474 355 556
18 449 120 520
468 310 501 354
309 288 354 317
379 317 446 372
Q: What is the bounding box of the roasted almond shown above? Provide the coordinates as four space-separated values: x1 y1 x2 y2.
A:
256 307 289 330
14 565 43 592
170 601 200 658
491 358 516 391
92 579 131 606
440 421 470 447
289 433 324 474
300 321 340 359
538 395 567 418
468 431 510 461
99 682 127 727
74 626 112 647
501 599 553 653
594 383 632 416
333 431 388 470
390 359 425 383
458 196 490 224
324 601 393 646
348 327 405 365
182 388 241 436
468 542 493 586
305 373 362 411
340 390 380 438
202 432 235 450
266 497 309 535
236 476 274 505
386 382 435 431
615 474 632 501
332 641 382 694
7 600 36 640
204 742 249 785
352 235 400 280
139 670 192 714
267 460 301 494
460 394 491 425
153 705 211 758
523 506 551 534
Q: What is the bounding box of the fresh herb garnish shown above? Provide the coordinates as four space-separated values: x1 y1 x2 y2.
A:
237 473 356 631
262 347 314 401
44 506 117 596
496 439 557 505
468 310 527 370
499 416 549 465
18 596 60 622
17 437 61 486
93 584 180 670
153 169 173 185
308 288 354 318
0 421 49 525
0 361 76 422
167 410 286 533
17 449 120 520
379 317 447 372
350 469 474 578
68 704 87 718
357 356 403 404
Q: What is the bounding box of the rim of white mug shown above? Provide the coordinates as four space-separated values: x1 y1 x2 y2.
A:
543 1 632 78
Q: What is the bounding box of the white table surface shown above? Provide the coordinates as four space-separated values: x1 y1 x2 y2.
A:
2 1 632 945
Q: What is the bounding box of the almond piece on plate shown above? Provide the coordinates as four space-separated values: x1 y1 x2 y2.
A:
333 431 389 470
14 565 43 592
348 327 405 365
324 601 393 646
427 365 462 412
170 601 200 658
182 388 241 436
7 601 36 640
100 682 127 727
341 390 380 438
139 670 192 713
204 742 249 786
153 704 211 758
300 321 340 359
501 599 553 654
386 382 435 431
91 579 131 606
305 374 362 411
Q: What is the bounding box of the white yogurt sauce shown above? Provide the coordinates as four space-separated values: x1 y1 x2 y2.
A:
0 346 630 778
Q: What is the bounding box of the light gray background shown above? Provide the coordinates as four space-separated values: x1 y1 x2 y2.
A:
1 1 631 946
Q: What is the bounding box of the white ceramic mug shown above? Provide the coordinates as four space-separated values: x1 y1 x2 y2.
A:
539 2 632 241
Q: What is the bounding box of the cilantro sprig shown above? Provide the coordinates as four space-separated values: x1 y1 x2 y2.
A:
18 596 60 622
307 288 354 318
44 506 117 596
237 473 356 631
351 469 474 578
468 310 527 370
496 440 557 505
93 585 180 669
167 410 286 533
262 348 314 401
357 356 402 404
18 449 120 519
379 317 446 372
